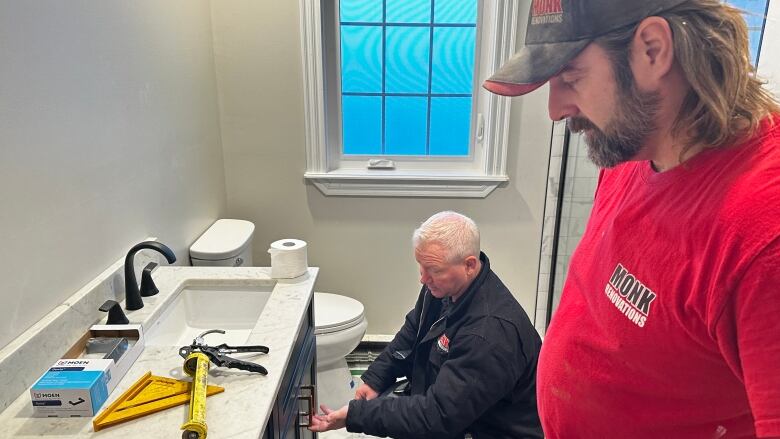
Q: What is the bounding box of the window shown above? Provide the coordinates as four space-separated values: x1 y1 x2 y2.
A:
299 1 520 197
340 0 477 157
726 0 771 65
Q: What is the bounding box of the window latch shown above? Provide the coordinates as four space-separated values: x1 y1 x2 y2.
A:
476 113 485 142
367 159 395 169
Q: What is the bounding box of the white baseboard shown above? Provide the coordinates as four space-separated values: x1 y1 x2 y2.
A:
361 334 394 343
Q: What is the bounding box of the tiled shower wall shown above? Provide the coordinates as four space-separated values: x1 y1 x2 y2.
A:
534 122 599 335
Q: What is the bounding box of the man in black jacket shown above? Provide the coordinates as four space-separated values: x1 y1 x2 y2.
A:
310 211 543 439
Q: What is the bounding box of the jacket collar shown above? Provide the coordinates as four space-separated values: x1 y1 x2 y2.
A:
445 252 490 321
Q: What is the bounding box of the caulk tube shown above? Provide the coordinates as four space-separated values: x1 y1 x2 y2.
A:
182 353 210 439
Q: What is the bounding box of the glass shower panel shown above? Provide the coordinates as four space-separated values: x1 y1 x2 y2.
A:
550 133 599 313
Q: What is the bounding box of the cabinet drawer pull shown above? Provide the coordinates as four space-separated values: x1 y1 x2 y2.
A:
298 385 316 428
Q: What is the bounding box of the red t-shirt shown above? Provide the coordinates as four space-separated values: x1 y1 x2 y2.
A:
538 117 780 439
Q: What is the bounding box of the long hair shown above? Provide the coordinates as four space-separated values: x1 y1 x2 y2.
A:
596 0 779 151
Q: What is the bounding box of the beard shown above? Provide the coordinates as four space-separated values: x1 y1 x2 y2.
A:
567 81 662 168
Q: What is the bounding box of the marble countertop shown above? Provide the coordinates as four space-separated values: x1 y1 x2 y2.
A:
0 266 318 439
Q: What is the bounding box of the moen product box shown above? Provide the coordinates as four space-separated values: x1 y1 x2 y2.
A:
31 359 112 417
77 325 145 393
30 324 145 417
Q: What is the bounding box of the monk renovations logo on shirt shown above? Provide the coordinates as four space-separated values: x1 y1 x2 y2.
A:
531 0 563 24
604 264 657 327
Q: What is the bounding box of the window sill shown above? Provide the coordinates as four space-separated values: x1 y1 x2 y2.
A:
304 171 508 198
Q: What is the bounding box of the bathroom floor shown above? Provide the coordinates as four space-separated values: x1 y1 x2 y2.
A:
318 346 385 438
318 375 383 439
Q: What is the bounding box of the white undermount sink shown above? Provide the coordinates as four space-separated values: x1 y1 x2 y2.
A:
145 282 275 347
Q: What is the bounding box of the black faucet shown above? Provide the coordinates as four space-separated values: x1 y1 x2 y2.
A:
99 299 129 325
125 241 176 310
140 262 160 297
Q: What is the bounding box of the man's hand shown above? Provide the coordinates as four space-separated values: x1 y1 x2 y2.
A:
354 383 379 400
308 404 348 432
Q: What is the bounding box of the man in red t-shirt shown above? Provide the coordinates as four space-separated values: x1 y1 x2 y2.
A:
484 0 780 438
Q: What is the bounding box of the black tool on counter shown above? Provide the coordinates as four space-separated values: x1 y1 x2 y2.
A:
178 329 269 375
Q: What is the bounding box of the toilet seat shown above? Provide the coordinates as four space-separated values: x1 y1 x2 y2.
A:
314 292 365 336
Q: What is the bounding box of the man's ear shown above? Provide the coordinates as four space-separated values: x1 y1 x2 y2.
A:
630 16 675 90
465 255 479 274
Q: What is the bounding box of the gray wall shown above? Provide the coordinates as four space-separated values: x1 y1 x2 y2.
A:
0 1 226 350
211 1 553 335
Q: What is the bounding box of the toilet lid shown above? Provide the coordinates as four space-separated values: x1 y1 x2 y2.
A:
190 219 255 260
314 292 365 335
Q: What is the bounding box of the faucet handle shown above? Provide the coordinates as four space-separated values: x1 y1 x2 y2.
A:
99 300 129 325
140 262 159 297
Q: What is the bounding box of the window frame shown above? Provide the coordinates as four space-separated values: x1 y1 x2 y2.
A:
299 0 519 197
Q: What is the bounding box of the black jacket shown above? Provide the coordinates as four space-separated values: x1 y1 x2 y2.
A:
346 253 543 439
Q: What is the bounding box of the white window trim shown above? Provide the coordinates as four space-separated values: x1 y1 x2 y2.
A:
298 0 519 198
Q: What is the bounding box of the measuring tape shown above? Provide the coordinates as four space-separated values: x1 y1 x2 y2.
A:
181 352 210 439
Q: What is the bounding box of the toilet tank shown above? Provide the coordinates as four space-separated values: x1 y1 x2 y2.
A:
190 219 255 267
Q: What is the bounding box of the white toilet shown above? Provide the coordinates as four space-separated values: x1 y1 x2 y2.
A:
190 219 255 267
314 292 368 410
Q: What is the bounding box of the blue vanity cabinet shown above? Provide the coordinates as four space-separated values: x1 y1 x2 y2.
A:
264 297 317 439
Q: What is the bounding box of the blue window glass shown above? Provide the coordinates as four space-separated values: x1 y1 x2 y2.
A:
342 96 382 155
725 0 770 64
432 27 476 94
749 30 762 61
339 0 478 156
386 27 430 93
340 0 383 23
430 97 472 156
385 97 428 155
341 26 383 93
435 0 478 24
386 0 431 23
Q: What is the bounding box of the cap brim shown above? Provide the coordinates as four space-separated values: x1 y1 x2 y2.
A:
483 39 591 97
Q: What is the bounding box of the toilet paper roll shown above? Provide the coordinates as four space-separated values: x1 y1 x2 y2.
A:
268 239 308 279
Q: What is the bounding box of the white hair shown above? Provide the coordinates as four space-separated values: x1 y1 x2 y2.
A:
412 211 480 262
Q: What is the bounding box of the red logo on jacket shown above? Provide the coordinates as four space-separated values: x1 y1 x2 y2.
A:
437 334 450 353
